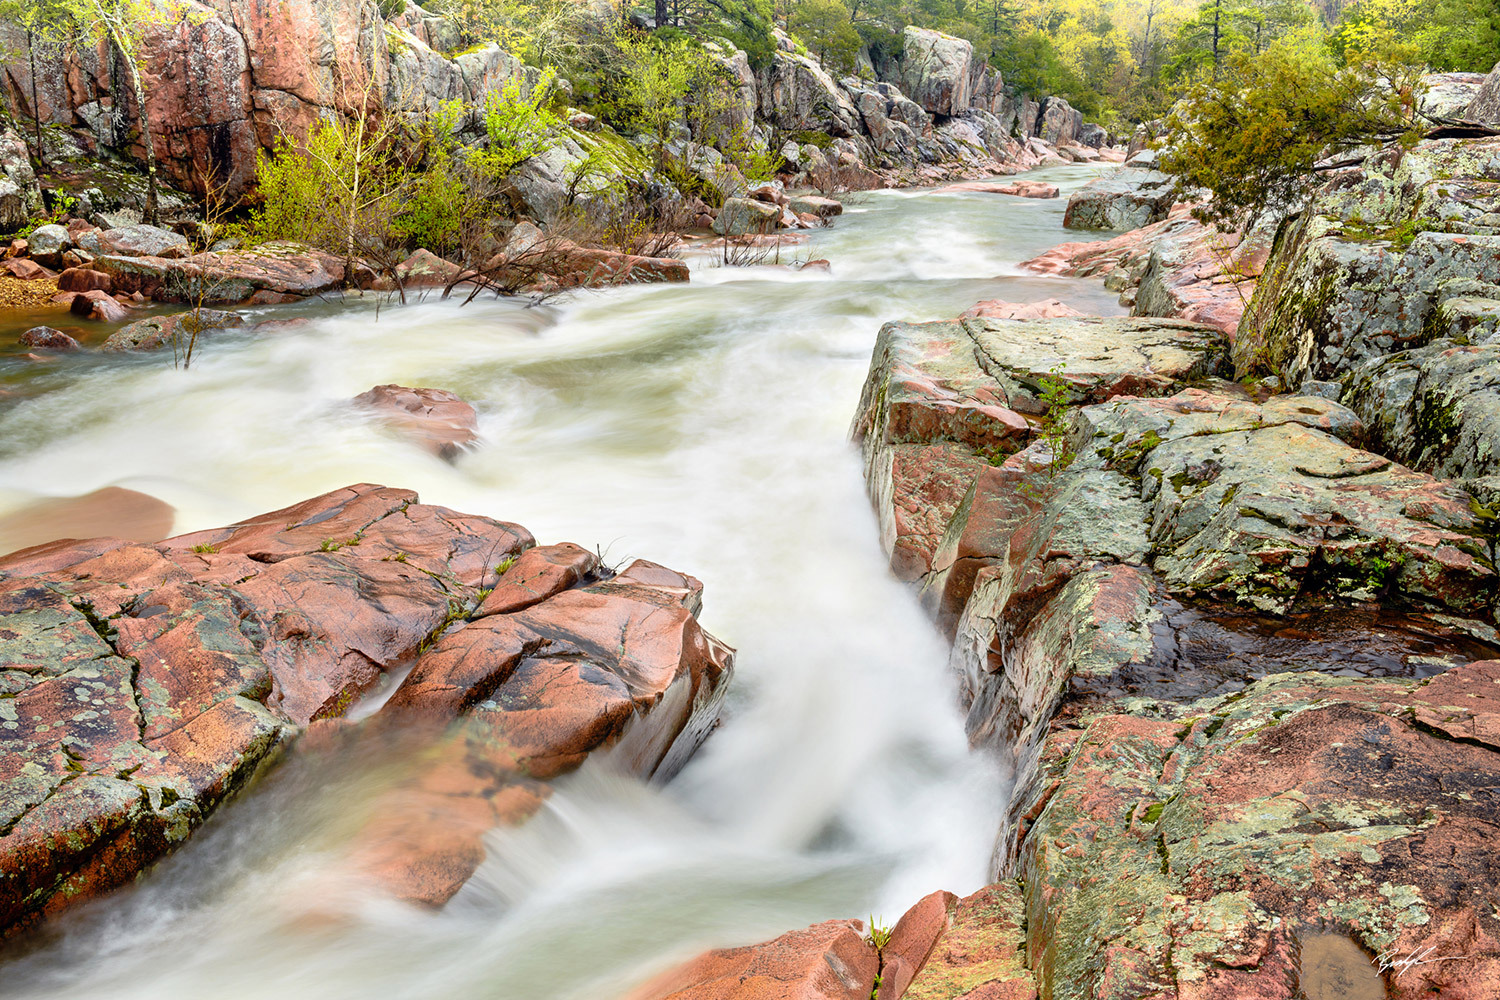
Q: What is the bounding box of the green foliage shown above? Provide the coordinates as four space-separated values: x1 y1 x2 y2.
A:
392 100 467 255
789 0 862 74
1331 0 1500 72
377 0 406 17
1033 364 1078 477
1158 40 1423 231
471 68 563 179
864 916 893 950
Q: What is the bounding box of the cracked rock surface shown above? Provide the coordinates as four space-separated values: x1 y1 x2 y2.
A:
0 483 733 936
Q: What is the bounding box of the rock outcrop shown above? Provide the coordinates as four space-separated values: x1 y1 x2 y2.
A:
1466 59 1500 124
1063 167 1177 231
849 315 1228 588
0 483 732 936
1236 138 1500 387
818 296 1500 999
1023 205 1273 336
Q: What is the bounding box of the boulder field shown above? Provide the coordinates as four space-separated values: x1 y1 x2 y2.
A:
0 483 732 936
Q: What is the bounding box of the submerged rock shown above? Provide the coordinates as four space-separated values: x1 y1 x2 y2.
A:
100 309 244 352
352 384 480 460
0 484 733 936
945 179 1059 198
17 326 81 352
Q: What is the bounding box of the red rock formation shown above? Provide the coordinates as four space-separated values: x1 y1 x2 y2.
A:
0 483 733 935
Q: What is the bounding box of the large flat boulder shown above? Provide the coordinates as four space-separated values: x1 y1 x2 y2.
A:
93 247 347 304
0 483 733 935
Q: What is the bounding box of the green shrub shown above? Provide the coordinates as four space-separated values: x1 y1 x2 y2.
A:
471 68 564 179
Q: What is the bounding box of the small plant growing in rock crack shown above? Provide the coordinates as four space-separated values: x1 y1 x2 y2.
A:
190 542 220 554
495 554 519 576
1017 364 1079 499
864 916 892 1000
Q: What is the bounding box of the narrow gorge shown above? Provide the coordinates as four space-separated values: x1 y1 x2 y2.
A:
0 1 1498 998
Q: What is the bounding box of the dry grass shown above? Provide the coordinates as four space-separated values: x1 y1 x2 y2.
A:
0 275 62 309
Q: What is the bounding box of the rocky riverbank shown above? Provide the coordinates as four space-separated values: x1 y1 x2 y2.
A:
629 64 1500 1000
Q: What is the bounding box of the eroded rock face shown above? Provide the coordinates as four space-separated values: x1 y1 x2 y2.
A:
849 316 1228 583
1236 138 1500 385
1022 205 1269 337
1344 338 1500 482
839 295 1500 998
1017 665 1500 999
0 483 733 935
899 27 976 117
756 51 862 139
1467 60 1500 123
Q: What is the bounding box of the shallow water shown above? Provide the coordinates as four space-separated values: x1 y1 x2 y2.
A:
0 167 1123 999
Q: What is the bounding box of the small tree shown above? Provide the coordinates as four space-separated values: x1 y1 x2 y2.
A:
27 0 184 224
249 97 415 290
788 0 862 74
1159 39 1424 231
470 69 563 180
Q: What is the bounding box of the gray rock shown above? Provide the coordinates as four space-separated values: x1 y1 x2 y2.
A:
76 224 189 258
1036 96 1082 146
1419 71 1489 120
0 129 40 234
1299 379 1343 400
712 197 781 236
1235 137 1500 386
756 51 862 139
899 26 973 116
1063 168 1176 231
1466 60 1500 123
1077 123 1108 149
26 224 71 266
101 309 244 352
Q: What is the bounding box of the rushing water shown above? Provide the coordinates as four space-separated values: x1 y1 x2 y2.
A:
0 167 1123 999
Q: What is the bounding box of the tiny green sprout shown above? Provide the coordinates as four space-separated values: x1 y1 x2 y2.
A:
190 542 220 554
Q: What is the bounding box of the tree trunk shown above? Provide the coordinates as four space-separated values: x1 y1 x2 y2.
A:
27 29 46 172
1211 0 1222 77
655 0 667 28
107 23 159 226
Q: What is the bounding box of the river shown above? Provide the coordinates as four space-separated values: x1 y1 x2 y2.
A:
0 167 1124 999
